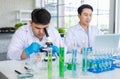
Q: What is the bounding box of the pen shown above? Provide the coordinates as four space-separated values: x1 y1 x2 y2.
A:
14 70 22 74
24 66 31 71
24 66 29 70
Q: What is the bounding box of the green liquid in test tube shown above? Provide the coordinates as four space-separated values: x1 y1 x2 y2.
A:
48 48 52 79
59 46 64 77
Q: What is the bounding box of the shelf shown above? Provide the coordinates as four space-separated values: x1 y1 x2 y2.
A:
16 18 31 21
16 10 32 23
0 27 15 33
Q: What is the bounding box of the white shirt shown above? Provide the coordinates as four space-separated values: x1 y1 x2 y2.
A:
65 23 102 53
7 25 62 60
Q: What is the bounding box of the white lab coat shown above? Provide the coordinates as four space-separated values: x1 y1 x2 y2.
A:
65 23 102 53
7 25 62 60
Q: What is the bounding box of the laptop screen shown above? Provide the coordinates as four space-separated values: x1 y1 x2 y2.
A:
93 34 120 50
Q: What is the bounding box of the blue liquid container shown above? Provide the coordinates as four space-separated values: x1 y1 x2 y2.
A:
82 47 88 73
72 49 77 76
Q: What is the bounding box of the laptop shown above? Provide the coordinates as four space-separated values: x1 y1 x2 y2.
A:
93 34 120 49
0 72 8 79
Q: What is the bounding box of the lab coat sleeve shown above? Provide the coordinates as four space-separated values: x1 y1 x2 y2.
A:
65 28 75 53
95 26 103 35
7 29 26 60
65 28 83 53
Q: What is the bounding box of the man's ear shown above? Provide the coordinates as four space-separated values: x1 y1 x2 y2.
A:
30 21 34 27
77 14 81 18
29 20 32 25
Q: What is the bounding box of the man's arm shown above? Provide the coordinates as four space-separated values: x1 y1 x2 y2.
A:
7 27 28 60
21 50 27 59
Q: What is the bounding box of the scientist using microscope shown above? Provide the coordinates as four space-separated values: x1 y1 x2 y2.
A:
7 8 61 60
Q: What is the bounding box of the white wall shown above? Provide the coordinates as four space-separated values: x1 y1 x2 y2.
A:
108 0 120 34
58 0 65 28
109 0 115 33
0 0 34 27
115 0 120 33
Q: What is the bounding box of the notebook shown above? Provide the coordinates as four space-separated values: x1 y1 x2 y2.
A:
93 34 120 49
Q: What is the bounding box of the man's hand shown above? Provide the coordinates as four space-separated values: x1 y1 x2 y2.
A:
51 45 59 55
25 42 41 56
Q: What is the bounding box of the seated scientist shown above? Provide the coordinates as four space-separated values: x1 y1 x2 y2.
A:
7 8 61 60
65 4 102 53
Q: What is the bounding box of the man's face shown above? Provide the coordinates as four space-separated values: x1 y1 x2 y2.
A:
30 21 49 40
78 8 92 26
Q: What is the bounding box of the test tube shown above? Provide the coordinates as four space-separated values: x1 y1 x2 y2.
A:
47 47 52 79
59 39 64 77
82 47 88 74
72 48 77 76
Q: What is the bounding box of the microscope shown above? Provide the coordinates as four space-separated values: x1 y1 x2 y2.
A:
40 28 56 61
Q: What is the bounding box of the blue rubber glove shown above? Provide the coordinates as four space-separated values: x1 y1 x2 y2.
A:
51 45 59 55
25 42 41 56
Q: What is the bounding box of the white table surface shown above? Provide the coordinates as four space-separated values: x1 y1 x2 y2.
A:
0 59 120 79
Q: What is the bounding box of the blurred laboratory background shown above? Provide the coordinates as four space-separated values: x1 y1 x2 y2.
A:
0 0 120 60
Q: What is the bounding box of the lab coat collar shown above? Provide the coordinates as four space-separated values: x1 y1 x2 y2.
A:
77 23 91 32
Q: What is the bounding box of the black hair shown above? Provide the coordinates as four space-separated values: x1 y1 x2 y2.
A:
77 4 93 15
31 8 51 25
